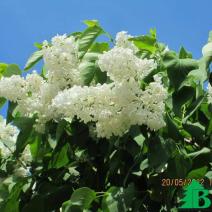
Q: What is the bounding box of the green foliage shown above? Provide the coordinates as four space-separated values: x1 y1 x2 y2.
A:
0 21 212 212
0 63 8 78
78 20 105 59
13 117 36 156
79 52 107 85
62 187 96 210
3 64 21 77
129 29 157 53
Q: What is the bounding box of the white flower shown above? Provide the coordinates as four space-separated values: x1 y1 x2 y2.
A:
0 75 27 102
14 166 31 178
0 118 32 167
42 34 81 88
0 117 19 157
26 71 44 93
20 145 32 163
52 77 167 138
115 31 138 53
98 47 156 82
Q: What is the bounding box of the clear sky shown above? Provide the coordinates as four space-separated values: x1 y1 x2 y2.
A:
0 0 212 116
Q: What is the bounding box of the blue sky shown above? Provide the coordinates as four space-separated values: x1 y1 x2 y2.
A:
0 0 212 116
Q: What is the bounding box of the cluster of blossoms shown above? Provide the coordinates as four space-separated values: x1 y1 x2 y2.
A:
115 31 138 53
52 77 166 138
42 35 81 89
0 117 19 157
0 31 167 138
0 117 31 177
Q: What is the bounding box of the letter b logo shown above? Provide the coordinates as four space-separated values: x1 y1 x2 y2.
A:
180 180 211 209
192 189 211 208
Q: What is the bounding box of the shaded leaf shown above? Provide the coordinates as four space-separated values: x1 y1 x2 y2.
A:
13 117 35 156
50 143 70 169
70 187 96 209
187 166 208 179
148 136 176 170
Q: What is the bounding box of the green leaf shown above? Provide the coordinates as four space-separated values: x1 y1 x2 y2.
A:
34 42 43 49
164 52 198 89
179 47 192 59
187 147 211 159
165 113 183 140
79 61 97 85
140 158 149 171
172 86 195 116
200 102 212 119
3 180 26 212
56 120 67 141
13 117 35 156
69 187 96 209
83 19 100 27
6 101 17 124
0 63 8 78
130 34 157 53
207 118 212 135
3 64 21 77
78 23 104 59
30 134 42 161
187 166 208 179
188 147 211 169
129 126 145 148
0 97 6 109
80 57 107 85
94 67 107 84
90 42 109 53
50 143 70 169
22 184 72 212
183 122 205 141
150 28 157 38
183 95 205 122
41 66 47 79
24 50 43 71
166 154 192 178
148 136 176 170
62 201 82 212
186 56 211 87
205 171 212 180
102 184 136 212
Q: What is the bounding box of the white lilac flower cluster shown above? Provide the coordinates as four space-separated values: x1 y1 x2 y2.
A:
42 35 81 89
115 31 138 53
52 78 166 138
0 32 167 138
0 72 58 132
98 47 156 82
0 116 32 177
0 116 19 157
